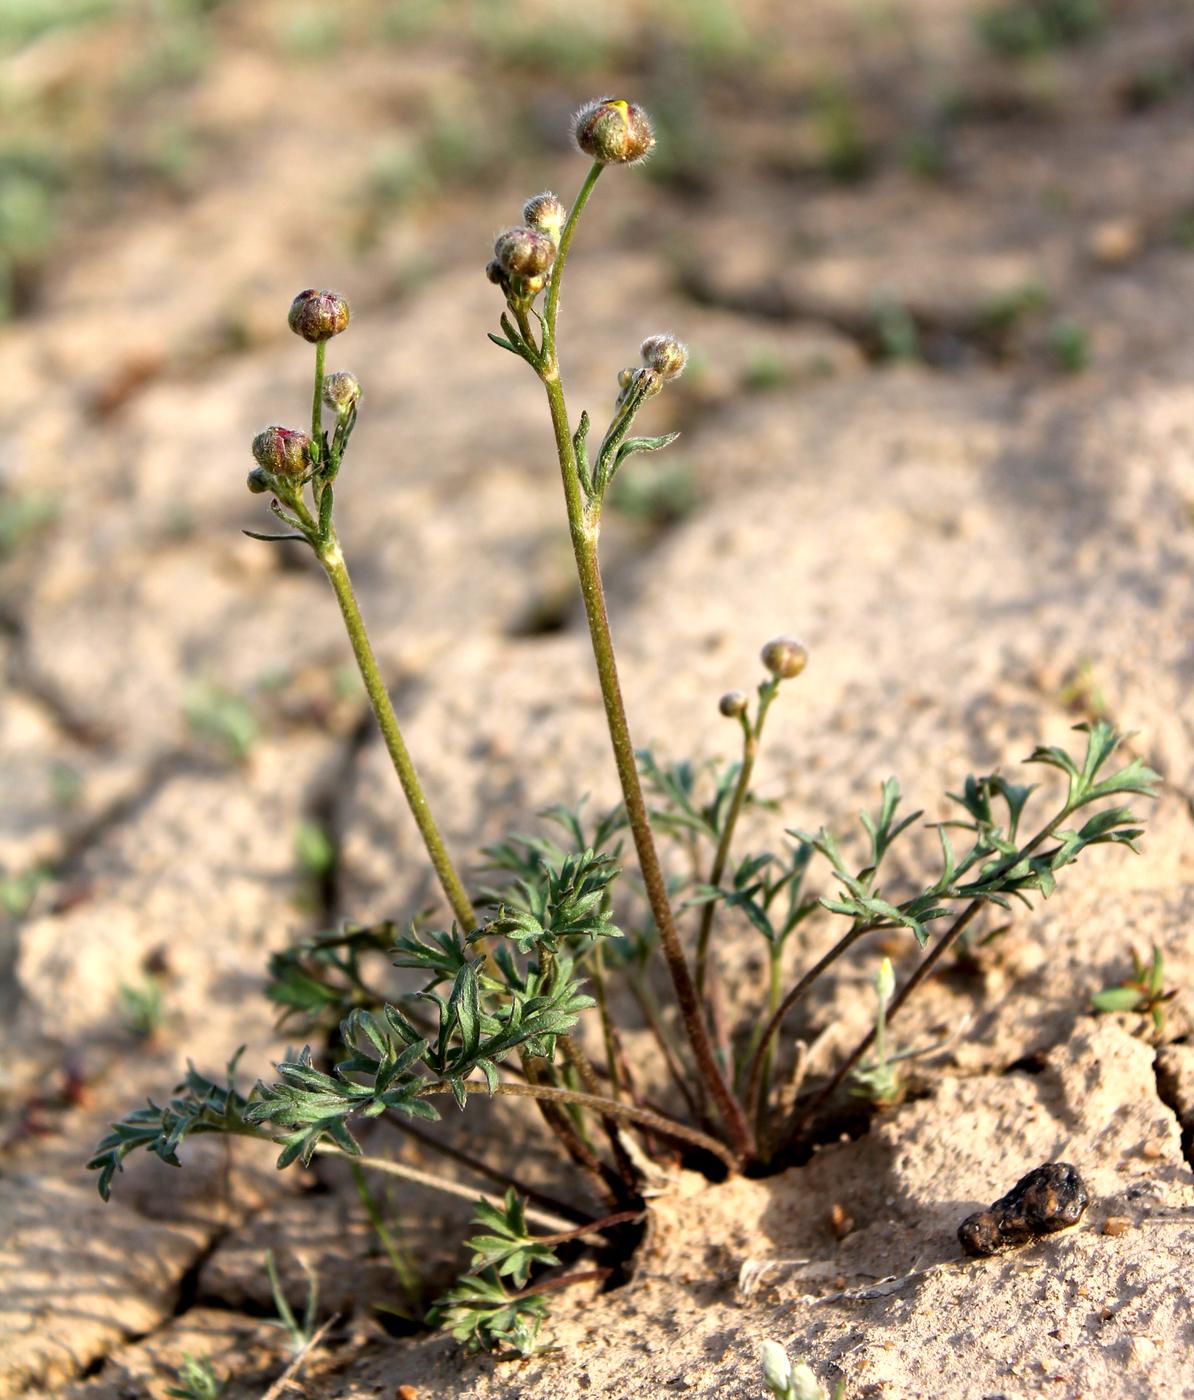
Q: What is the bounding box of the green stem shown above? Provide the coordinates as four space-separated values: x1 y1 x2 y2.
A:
793 812 1072 1131
543 161 604 359
349 1160 422 1310
417 1079 739 1172
311 340 326 461
695 686 777 999
539 372 753 1163
317 532 476 932
744 919 876 1124
590 942 621 1102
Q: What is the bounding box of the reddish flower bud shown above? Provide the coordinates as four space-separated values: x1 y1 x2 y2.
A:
322 371 361 412
252 425 312 477
640 333 688 381
719 691 749 718
287 289 350 343
573 98 655 165
761 636 809 680
522 191 566 242
493 226 556 279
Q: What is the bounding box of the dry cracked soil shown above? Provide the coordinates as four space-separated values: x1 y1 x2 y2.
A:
1 2 1192 1397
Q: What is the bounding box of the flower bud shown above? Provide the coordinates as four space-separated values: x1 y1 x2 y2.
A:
252 425 312 477
246 466 271 494
574 97 655 165
719 690 749 719
485 258 506 286
617 367 635 391
494 226 556 279
761 635 809 680
522 191 566 242
287 289 350 343
640 333 688 381
322 371 361 413
761 1341 793 1396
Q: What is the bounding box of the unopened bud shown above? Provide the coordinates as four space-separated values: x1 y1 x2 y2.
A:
617 367 635 391
522 191 566 242
640 333 688 381
246 466 271 494
761 636 808 680
574 97 655 165
323 371 361 412
761 1341 793 1396
494 226 556 279
252 425 312 477
719 691 749 719
485 258 506 286
287 289 350 343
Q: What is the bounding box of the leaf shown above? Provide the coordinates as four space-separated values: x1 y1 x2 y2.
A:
1091 987 1145 1013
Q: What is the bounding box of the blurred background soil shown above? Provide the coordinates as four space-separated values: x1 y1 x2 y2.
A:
1 1 1193 1397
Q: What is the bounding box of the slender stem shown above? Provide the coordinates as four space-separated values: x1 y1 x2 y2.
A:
793 812 1072 1131
533 1208 644 1247
543 161 603 358
523 1057 617 1204
540 374 752 1162
695 686 776 999
315 1145 577 1233
349 1160 422 1310
628 973 701 1121
417 1079 739 1171
744 920 876 1124
317 532 476 931
311 339 326 454
751 940 785 1140
590 942 622 1102
394 1117 590 1225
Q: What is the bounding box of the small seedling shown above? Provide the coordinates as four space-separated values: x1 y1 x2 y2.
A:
1047 319 1091 373
119 977 164 1040
761 1340 843 1400
184 682 259 762
849 958 902 1106
165 1353 223 1400
1092 945 1175 1034
265 1248 321 1354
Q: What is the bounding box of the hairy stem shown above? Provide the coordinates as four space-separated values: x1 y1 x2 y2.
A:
540 372 753 1161
543 161 603 361
395 1117 591 1225
315 1145 577 1233
418 1079 739 1172
317 533 476 931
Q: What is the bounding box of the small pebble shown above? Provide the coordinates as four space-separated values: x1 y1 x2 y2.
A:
1102 1216 1133 1237
958 1162 1090 1257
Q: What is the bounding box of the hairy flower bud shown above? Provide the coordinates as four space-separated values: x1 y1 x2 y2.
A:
522 191 566 242
640 333 688 381
323 371 361 412
761 635 809 680
719 690 749 719
252 425 312 477
287 289 350 343
246 466 271 494
761 1341 793 1396
485 258 506 286
494 226 556 279
573 97 655 165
